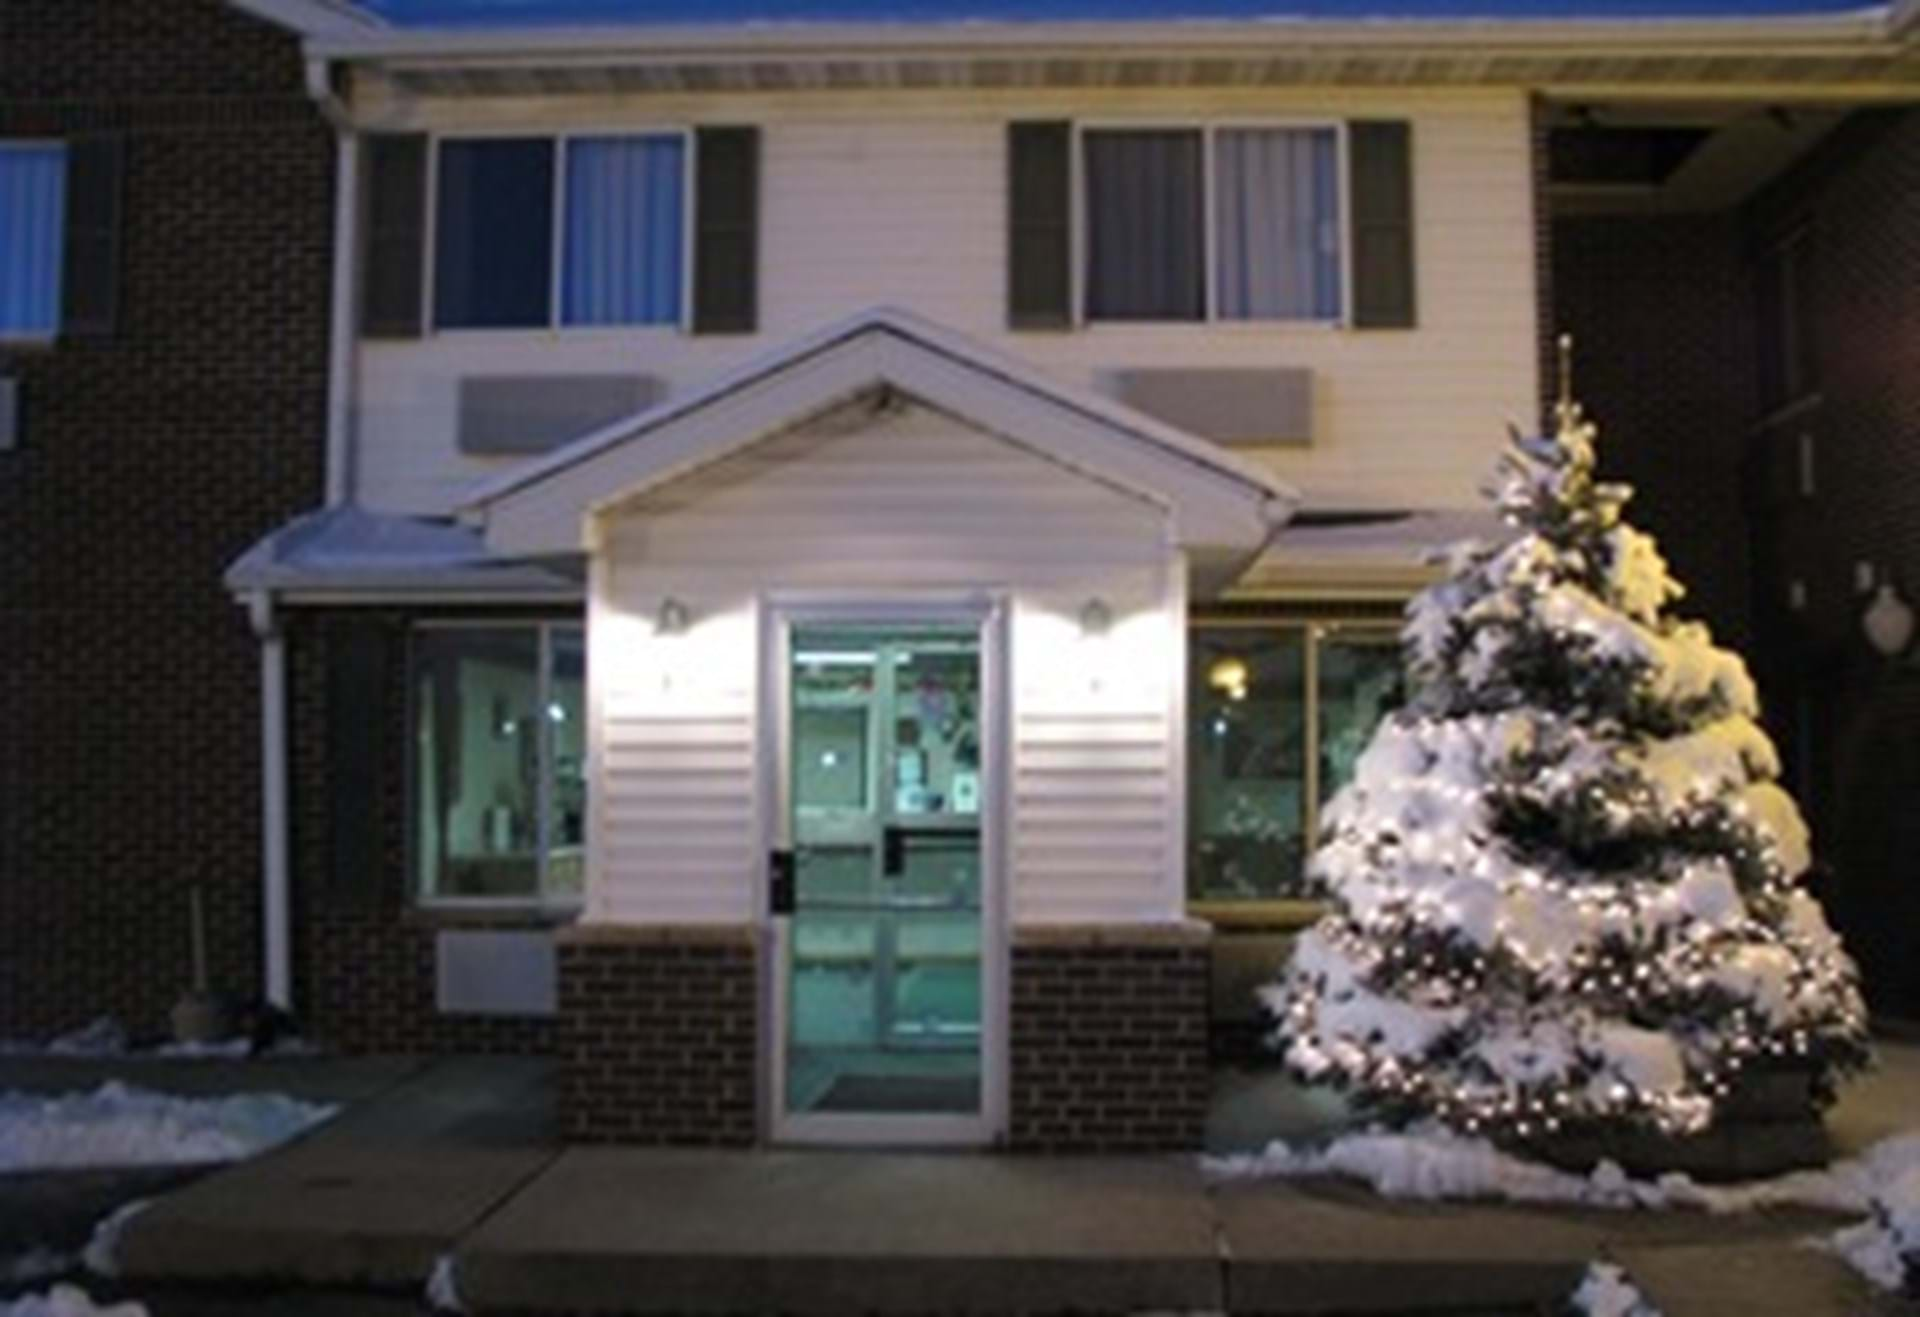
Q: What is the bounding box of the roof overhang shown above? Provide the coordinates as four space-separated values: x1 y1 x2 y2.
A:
462 306 1297 564
298 9 1919 98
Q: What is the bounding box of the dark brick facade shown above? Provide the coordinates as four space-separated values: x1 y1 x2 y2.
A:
286 609 567 1054
556 925 759 1146
1008 924 1212 1152
0 1 331 1039
1553 108 1920 1018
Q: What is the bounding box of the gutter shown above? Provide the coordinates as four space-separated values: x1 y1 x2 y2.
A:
249 591 293 1012
306 11 1901 63
306 58 359 508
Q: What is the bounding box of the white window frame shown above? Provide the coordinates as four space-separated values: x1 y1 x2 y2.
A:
1071 118 1351 329
422 126 695 337
410 618 589 911
1185 615 1400 928
0 140 68 345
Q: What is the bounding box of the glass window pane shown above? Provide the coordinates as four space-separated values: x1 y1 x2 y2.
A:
0 146 66 337
544 626 587 899
413 628 541 899
434 139 554 329
562 136 684 326
1215 127 1342 321
1316 630 1405 806
1084 130 1204 321
1187 627 1308 901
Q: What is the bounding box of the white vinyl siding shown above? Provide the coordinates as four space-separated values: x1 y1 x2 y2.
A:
355 87 1536 516
590 401 1185 927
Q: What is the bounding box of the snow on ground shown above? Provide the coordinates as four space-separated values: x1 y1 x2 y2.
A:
0 1285 146 1317
1571 1262 1661 1317
0 1082 334 1172
1210 1126 1920 1293
0 1016 315 1060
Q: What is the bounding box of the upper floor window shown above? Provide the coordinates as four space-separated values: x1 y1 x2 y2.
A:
433 134 686 331
1082 125 1343 325
0 144 68 339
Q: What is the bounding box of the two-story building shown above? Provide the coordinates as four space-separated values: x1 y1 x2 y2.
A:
11 0 1913 1150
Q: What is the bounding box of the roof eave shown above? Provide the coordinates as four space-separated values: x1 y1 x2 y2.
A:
306 9 1902 62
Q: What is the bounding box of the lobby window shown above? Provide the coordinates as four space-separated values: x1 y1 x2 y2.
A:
432 134 685 330
412 623 586 904
1082 125 1343 323
0 143 66 339
1187 621 1402 908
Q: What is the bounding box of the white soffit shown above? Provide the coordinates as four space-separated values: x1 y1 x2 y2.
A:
464 307 1296 559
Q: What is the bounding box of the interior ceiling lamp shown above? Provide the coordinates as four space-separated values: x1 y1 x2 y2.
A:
1208 656 1250 702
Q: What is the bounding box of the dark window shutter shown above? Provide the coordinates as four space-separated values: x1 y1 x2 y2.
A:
1008 121 1072 330
693 126 759 335
327 621 393 907
61 136 124 337
1348 120 1416 330
361 134 427 338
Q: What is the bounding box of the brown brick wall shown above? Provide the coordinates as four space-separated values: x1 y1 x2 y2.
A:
1739 110 1920 1019
286 610 566 1055
556 927 759 1146
0 0 330 1039
1551 211 1758 657
1009 925 1212 1152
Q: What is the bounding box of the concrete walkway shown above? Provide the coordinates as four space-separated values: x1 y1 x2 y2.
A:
17 1047 1912 1316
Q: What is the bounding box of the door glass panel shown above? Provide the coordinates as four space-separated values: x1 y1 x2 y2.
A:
786 626 982 1119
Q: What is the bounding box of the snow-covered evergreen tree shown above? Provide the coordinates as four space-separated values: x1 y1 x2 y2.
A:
1272 350 1869 1141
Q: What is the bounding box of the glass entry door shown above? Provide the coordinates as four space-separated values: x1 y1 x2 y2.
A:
775 621 988 1140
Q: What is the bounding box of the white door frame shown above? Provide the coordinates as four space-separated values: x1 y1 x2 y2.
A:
759 591 1010 1147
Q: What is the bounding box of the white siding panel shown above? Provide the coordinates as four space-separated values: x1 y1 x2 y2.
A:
590 401 1184 926
354 87 1536 517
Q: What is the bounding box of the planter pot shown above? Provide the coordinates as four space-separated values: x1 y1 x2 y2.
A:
169 992 231 1046
1510 1067 1829 1183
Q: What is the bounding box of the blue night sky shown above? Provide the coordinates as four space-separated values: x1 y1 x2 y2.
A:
357 0 1882 27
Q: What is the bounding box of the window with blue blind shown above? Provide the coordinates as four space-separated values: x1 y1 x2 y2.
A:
563 136 684 327
431 134 686 332
0 145 67 338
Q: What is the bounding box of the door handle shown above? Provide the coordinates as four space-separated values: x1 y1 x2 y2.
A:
769 849 795 916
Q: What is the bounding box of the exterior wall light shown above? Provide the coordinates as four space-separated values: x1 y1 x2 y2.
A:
1079 597 1112 638
656 596 691 636
1862 579 1916 659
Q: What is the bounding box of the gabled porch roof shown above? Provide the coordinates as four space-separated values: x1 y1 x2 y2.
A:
461 306 1299 563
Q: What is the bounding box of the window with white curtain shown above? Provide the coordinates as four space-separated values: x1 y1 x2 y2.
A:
0 144 67 339
1081 124 1343 324
432 133 685 331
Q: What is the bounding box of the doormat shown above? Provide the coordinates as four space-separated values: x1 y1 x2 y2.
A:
816 1073 980 1114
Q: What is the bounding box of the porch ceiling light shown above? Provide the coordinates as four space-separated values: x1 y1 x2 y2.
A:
1862 580 1915 659
656 596 691 636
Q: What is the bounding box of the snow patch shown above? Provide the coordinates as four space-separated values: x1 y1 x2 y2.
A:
426 1253 465 1313
1571 1261 1662 1317
4 1248 71 1285
0 1083 333 1172
80 1202 148 1280
0 1286 147 1317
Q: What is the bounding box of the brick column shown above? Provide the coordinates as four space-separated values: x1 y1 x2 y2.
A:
1008 922 1212 1152
556 924 760 1145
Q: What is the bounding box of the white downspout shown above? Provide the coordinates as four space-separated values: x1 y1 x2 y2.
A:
250 590 292 1011
307 57 358 506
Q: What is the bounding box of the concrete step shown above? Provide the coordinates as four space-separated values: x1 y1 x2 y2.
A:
1615 1240 1912 1317
454 1149 1222 1317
